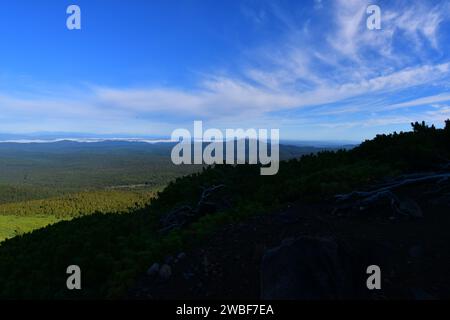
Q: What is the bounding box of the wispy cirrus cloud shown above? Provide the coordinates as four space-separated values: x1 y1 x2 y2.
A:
2 0 450 139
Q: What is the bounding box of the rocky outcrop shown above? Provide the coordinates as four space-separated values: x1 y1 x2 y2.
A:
159 184 227 233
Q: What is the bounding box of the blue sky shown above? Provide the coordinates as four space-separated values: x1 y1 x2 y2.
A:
1 0 450 140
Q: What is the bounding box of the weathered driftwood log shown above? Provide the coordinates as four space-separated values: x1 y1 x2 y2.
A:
159 205 194 233
335 173 450 202
196 184 225 210
334 172 450 218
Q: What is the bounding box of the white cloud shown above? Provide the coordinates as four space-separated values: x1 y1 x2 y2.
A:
2 0 450 138
2 61 450 128
314 0 323 10
384 93 450 111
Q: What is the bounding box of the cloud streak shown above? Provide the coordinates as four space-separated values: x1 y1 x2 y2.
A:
1 0 450 139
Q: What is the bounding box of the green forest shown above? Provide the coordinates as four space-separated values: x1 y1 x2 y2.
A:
0 120 449 299
0 190 156 241
0 141 323 241
0 141 202 241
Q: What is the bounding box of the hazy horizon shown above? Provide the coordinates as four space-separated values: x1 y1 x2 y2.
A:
0 131 360 146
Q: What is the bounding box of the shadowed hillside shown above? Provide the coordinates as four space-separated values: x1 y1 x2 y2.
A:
0 120 449 299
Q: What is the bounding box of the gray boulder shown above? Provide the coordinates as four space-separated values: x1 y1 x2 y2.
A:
146 263 160 276
159 264 172 281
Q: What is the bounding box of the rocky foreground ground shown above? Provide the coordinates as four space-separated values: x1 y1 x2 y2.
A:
129 170 450 300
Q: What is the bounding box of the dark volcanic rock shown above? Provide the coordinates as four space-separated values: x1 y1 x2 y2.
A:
159 264 172 281
146 263 160 276
261 236 357 300
394 196 423 218
410 288 434 300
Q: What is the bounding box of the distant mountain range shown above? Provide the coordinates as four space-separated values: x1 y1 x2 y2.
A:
0 132 359 148
0 132 169 143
